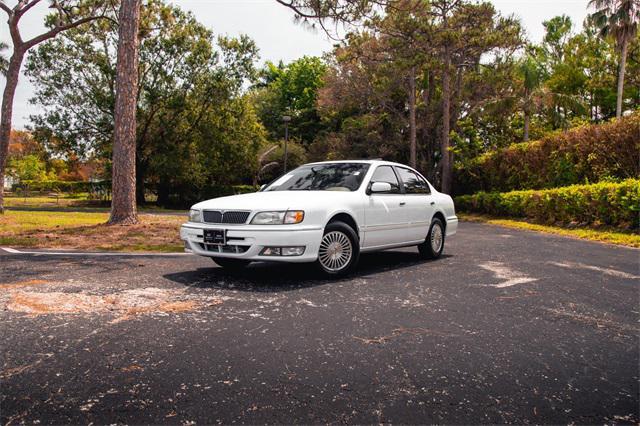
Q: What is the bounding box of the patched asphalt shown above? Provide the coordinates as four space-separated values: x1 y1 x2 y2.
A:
0 222 638 424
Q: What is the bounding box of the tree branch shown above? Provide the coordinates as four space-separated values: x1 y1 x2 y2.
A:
15 0 41 17
24 15 102 49
0 1 12 15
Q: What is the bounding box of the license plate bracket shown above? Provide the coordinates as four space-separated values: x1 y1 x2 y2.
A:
203 229 226 245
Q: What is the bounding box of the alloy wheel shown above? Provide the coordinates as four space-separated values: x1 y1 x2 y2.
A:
318 231 353 272
430 222 443 253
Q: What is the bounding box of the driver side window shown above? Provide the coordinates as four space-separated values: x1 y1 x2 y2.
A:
369 166 401 194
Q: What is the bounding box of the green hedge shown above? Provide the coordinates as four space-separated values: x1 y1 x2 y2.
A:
13 180 110 194
454 113 640 194
154 183 260 208
455 179 640 229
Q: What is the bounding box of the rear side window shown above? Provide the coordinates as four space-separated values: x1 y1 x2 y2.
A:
370 166 401 193
396 167 431 194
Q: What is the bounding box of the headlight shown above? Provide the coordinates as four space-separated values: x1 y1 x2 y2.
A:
188 209 201 222
251 210 304 225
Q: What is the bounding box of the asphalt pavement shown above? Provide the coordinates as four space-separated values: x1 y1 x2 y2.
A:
0 222 638 424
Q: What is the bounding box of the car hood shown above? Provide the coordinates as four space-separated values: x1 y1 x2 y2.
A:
192 190 355 211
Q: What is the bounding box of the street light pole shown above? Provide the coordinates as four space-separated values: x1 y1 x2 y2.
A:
282 115 291 173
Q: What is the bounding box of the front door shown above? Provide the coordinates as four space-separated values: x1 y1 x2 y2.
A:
362 165 408 248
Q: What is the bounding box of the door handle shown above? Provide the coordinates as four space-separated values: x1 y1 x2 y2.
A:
399 202 406 206
430 201 435 206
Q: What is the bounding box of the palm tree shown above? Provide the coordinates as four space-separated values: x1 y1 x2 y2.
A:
518 54 546 141
588 0 640 118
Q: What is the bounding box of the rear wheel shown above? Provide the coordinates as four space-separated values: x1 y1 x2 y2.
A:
212 257 251 269
418 217 445 259
316 221 360 277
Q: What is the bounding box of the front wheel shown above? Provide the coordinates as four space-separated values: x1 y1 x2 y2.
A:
212 257 251 270
418 217 445 259
316 221 360 277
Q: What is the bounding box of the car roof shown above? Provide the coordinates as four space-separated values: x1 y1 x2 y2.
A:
304 159 409 168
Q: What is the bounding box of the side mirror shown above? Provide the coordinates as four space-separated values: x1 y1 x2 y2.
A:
259 184 266 191
370 181 392 193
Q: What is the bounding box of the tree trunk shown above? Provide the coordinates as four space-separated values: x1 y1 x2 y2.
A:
0 49 25 214
108 0 141 225
523 88 530 142
440 47 452 194
616 35 629 119
408 67 417 168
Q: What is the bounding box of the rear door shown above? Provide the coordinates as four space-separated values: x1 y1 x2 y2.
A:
362 165 408 248
394 167 435 243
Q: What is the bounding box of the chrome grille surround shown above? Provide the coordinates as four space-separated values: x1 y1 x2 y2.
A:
202 210 250 224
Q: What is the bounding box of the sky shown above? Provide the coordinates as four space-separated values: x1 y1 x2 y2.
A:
1 0 590 129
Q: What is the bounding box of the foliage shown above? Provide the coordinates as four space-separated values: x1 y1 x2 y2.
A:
459 213 640 247
7 155 54 182
455 179 640 229
253 56 328 146
0 41 7 75
26 0 265 207
454 113 640 194
14 179 110 194
315 0 524 186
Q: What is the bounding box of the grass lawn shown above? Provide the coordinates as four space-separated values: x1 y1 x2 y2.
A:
0 210 185 252
459 213 640 248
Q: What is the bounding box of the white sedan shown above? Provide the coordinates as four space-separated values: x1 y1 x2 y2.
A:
180 160 458 276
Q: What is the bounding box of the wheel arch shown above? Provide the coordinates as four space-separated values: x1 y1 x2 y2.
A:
432 210 446 231
325 212 360 240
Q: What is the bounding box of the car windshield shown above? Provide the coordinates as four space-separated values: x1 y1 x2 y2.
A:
263 163 370 192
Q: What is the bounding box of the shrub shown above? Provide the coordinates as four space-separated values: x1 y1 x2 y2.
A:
155 183 260 208
13 180 110 194
454 113 640 194
455 179 640 230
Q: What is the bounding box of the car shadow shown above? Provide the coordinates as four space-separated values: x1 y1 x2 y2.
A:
163 250 453 293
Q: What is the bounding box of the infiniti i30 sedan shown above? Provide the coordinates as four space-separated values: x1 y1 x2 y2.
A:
180 160 458 276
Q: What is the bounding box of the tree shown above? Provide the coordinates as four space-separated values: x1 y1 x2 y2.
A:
0 0 113 214
254 56 328 146
109 0 141 224
27 0 265 208
518 53 545 141
106 0 387 222
589 0 640 118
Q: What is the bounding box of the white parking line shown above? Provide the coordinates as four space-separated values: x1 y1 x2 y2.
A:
479 261 538 288
0 247 190 257
549 261 639 279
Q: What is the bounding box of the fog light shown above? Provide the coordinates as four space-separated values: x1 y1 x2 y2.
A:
281 246 305 256
260 247 281 256
260 246 305 256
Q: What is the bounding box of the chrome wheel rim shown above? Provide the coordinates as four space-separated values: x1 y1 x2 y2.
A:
430 223 443 253
318 231 353 272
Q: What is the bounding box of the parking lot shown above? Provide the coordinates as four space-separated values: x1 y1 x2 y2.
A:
1 221 638 424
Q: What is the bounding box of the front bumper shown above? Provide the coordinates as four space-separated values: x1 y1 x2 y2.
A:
180 223 324 263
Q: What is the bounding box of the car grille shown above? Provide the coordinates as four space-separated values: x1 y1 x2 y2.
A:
203 210 250 224
198 243 250 254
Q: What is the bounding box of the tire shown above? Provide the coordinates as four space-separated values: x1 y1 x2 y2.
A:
418 217 445 259
316 221 360 277
212 257 251 270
